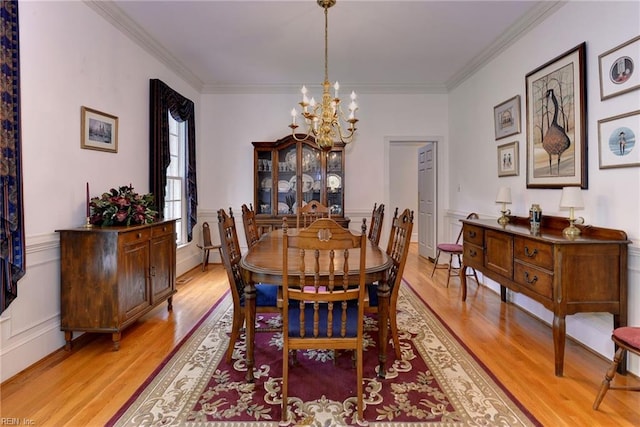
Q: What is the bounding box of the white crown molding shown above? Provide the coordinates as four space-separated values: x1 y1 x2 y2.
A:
200 82 448 95
83 0 205 92
446 1 566 91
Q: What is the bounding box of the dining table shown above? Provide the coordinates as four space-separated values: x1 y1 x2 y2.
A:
239 226 393 383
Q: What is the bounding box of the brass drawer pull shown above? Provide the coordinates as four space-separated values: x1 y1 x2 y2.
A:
524 246 538 258
468 231 477 238
469 249 477 257
524 272 538 284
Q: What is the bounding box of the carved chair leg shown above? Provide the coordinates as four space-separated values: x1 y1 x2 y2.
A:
593 347 625 409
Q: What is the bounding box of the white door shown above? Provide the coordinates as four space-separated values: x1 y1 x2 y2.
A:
418 143 437 260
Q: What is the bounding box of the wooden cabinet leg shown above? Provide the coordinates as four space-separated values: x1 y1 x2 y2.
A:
167 296 173 311
112 332 121 351
552 314 566 377
64 331 73 351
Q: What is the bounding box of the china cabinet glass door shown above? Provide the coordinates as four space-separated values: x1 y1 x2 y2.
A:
256 150 272 215
326 151 343 216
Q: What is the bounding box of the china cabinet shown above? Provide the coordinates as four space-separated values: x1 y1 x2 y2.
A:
252 134 349 231
57 220 176 351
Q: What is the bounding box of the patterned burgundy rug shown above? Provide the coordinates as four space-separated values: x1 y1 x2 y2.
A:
108 280 539 426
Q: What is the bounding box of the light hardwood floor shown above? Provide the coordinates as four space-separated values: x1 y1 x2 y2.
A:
1 244 638 426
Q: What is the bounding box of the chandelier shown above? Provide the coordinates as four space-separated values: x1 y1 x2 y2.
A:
289 0 358 151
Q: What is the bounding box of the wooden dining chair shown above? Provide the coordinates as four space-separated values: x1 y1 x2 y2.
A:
430 212 480 287
296 199 329 228
368 203 385 246
593 326 640 409
241 203 261 248
281 218 367 425
365 207 413 359
217 207 280 363
195 221 222 271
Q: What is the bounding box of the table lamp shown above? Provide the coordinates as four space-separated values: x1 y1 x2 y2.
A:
495 186 512 225
559 186 584 238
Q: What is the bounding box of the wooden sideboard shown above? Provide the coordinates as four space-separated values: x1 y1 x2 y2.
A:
57 220 177 350
460 215 630 377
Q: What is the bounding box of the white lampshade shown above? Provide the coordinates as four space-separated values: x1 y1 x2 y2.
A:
559 187 584 209
495 187 512 204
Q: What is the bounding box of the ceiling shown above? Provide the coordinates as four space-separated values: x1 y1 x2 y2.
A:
90 1 564 94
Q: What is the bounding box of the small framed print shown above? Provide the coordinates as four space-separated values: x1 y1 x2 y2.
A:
598 110 640 169
81 106 118 153
494 95 521 140
599 35 640 101
497 141 519 177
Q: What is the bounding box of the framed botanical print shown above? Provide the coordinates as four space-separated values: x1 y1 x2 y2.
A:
599 35 640 101
598 110 640 169
525 43 587 189
494 95 521 140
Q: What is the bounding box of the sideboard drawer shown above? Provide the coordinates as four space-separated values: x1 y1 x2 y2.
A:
514 237 553 270
151 222 174 238
463 243 484 269
514 261 553 300
463 224 484 246
120 228 152 245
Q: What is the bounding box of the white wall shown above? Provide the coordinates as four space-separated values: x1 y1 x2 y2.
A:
448 0 640 374
0 1 201 382
197 92 448 250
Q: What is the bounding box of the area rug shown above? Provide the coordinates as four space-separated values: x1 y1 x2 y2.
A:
107 280 540 426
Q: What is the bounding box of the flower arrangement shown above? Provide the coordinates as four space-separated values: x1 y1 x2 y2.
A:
90 184 158 226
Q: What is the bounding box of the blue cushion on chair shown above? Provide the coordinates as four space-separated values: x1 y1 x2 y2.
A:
287 303 359 337
239 284 279 307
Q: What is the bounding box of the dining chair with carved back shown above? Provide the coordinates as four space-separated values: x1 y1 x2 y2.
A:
365 207 414 360
217 207 280 363
368 203 385 246
241 203 261 248
296 199 330 228
281 218 368 425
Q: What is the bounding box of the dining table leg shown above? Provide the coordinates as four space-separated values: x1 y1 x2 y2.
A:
376 277 390 379
244 279 257 383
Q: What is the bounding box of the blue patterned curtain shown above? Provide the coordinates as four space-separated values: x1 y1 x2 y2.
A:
0 0 24 314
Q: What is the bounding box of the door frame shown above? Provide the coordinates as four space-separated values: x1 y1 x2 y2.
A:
383 136 441 250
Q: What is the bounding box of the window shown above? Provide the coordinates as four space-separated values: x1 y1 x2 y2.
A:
165 113 187 245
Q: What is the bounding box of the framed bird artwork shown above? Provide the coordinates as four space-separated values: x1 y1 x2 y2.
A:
525 42 587 189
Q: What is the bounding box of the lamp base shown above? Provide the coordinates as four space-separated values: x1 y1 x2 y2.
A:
497 210 510 225
563 223 581 238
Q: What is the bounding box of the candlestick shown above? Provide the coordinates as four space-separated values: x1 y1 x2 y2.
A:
86 182 90 217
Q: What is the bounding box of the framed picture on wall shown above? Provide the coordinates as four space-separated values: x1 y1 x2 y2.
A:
81 106 118 153
598 35 640 101
525 43 587 189
497 141 519 177
598 110 640 169
493 95 521 140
